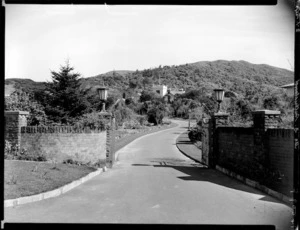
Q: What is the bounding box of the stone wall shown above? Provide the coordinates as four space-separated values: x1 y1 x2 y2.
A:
217 127 254 173
21 126 107 164
213 110 293 196
4 111 113 166
267 129 294 184
200 109 293 196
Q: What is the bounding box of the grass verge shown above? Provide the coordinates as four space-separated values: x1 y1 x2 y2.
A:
5 160 96 200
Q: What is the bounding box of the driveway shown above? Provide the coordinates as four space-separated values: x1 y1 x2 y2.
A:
4 120 292 229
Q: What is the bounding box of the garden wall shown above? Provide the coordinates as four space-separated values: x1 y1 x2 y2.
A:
217 127 254 174
267 129 294 184
5 111 111 165
215 126 293 196
21 126 107 164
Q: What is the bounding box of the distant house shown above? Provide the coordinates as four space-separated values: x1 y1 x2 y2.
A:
162 88 186 103
152 84 186 100
153 85 168 97
280 83 294 97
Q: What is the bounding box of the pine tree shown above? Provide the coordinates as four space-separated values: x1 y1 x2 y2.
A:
45 61 89 124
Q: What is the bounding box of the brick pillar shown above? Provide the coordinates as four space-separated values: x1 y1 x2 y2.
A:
211 112 229 168
105 113 115 168
111 114 116 164
4 111 29 147
106 126 112 168
252 110 281 169
201 117 213 166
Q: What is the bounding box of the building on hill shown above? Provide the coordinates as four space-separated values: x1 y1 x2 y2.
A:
153 85 168 97
152 85 185 98
280 83 294 97
162 88 186 103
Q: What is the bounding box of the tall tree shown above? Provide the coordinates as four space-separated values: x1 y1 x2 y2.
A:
44 61 90 124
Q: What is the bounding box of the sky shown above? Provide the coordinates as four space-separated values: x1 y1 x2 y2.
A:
5 1 295 82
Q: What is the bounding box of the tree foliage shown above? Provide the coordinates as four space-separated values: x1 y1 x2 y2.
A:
40 62 91 124
5 89 48 125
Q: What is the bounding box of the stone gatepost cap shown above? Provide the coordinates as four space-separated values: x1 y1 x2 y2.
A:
252 110 281 115
5 111 29 115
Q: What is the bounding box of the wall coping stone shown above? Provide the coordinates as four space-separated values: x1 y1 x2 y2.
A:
252 110 281 115
5 111 29 116
21 126 106 133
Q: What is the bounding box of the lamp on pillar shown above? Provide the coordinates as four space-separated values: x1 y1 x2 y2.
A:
96 86 114 168
213 88 225 113
96 86 109 113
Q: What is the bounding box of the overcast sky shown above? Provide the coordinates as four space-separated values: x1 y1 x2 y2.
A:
5 1 294 82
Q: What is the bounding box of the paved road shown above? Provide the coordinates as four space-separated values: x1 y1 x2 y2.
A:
5 120 292 229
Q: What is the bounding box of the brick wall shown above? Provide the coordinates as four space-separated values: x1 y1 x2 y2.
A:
215 126 293 196
217 127 255 176
21 126 107 164
267 129 294 183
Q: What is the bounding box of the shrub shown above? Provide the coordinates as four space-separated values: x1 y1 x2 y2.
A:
75 112 109 130
62 158 83 166
135 115 147 126
188 126 203 142
123 120 141 129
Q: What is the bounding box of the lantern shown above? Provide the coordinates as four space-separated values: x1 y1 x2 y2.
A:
214 88 225 113
96 87 108 101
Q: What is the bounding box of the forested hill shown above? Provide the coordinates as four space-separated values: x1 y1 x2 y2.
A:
5 60 293 97
80 60 293 98
5 78 47 95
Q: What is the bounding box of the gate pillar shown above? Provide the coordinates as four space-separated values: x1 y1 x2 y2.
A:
201 117 213 166
211 112 229 168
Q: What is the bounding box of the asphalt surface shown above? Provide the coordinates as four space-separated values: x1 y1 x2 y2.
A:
4 120 292 229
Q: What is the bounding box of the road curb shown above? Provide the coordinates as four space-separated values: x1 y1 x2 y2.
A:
215 165 293 206
4 166 107 208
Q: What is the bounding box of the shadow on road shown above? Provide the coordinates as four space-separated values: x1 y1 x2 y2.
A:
131 158 284 205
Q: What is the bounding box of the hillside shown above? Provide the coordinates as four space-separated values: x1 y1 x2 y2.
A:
5 60 293 98
5 78 47 95
190 60 293 87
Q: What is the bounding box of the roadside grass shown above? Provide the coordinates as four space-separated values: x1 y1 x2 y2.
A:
5 160 96 200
